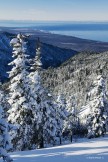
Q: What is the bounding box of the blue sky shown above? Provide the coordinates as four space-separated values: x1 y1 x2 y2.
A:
0 0 108 21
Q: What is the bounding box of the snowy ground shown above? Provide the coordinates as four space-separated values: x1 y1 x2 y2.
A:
1 135 108 162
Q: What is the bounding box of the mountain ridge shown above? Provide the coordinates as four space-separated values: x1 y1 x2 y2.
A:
1 30 108 83
0 31 77 81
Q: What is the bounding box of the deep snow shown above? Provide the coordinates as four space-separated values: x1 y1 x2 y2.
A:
0 135 108 162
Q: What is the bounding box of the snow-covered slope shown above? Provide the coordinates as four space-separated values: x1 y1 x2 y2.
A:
1 135 108 162
43 51 108 111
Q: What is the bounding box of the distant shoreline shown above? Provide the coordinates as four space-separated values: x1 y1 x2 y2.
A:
0 22 108 42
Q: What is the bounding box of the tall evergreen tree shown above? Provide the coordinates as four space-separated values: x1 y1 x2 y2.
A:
56 94 67 136
63 96 78 135
29 39 57 148
0 83 13 162
55 94 67 144
87 75 108 138
8 34 36 151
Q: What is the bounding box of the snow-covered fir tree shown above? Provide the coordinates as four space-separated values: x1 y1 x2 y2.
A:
7 34 37 151
66 96 78 116
55 94 67 144
29 39 57 148
0 83 13 162
56 95 67 135
86 75 108 138
63 96 79 137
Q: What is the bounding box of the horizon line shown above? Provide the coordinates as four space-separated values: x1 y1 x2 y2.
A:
0 20 108 23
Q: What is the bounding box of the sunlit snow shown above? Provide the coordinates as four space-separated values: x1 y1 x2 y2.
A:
1 135 107 162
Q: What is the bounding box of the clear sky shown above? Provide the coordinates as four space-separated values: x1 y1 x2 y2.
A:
0 0 108 21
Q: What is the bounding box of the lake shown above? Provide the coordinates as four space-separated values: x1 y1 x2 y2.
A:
0 21 108 42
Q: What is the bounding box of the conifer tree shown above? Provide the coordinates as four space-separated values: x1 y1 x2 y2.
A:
62 95 80 141
8 34 36 151
29 38 57 148
55 94 67 144
56 94 67 136
87 75 108 138
0 83 13 162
